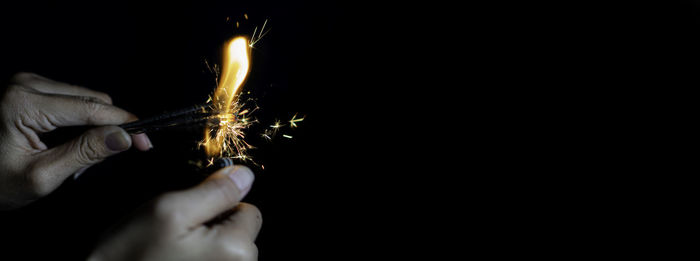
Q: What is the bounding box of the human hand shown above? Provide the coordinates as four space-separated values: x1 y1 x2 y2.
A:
88 165 261 261
0 72 152 209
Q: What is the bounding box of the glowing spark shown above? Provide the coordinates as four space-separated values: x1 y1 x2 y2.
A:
261 130 272 141
201 37 251 159
198 21 273 165
268 120 284 137
270 120 284 129
249 19 270 48
289 114 304 128
206 158 215 167
282 134 293 139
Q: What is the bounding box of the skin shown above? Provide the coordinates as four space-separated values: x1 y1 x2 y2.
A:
89 166 261 261
0 72 152 209
1 73 261 260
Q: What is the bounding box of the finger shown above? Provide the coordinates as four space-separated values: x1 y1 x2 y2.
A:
131 133 153 151
220 203 263 241
32 93 136 128
73 166 90 179
160 165 255 228
29 126 132 195
12 72 112 104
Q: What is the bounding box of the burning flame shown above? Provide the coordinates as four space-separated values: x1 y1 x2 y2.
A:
202 36 251 158
216 37 250 115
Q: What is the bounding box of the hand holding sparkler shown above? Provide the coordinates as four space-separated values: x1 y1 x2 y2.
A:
88 36 264 261
0 72 152 209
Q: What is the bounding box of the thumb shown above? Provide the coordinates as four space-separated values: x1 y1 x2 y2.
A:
30 126 132 195
154 166 255 230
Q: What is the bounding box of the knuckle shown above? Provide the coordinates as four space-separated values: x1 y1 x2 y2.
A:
5 84 22 94
253 206 263 227
1 86 18 111
25 167 50 198
151 193 185 227
209 177 240 204
220 240 258 260
80 96 104 110
246 203 262 219
95 92 112 104
238 243 258 261
240 203 263 227
79 98 106 123
79 95 107 105
10 72 38 84
3 84 30 103
75 133 103 165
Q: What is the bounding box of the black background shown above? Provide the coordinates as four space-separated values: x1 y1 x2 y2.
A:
0 0 405 259
4 1 698 259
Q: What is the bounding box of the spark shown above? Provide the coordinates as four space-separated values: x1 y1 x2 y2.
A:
234 154 249 161
249 19 270 48
270 120 284 129
199 21 279 166
289 113 304 128
268 120 284 137
282 134 293 139
261 130 273 141
206 157 215 167
201 37 251 161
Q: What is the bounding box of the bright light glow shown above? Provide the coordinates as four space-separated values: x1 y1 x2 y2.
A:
202 37 251 158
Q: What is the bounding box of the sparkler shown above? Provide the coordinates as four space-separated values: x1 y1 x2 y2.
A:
200 36 253 161
120 104 213 134
120 18 301 167
120 37 255 162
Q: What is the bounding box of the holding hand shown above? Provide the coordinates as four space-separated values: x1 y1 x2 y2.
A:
0 72 152 209
89 165 261 261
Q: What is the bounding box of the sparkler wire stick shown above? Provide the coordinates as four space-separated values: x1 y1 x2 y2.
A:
120 104 214 134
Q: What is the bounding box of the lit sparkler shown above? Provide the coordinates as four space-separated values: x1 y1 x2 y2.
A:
120 18 302 168
201 36 253 160
200 19 271 163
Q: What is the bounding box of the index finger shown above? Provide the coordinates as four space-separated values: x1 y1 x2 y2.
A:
12 72 113 104
33 93 136 128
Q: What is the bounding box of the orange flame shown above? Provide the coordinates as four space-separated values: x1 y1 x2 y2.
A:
203 37 250 157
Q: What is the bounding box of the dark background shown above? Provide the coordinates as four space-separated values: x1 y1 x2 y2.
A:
4 1 697 259
0 0 403 259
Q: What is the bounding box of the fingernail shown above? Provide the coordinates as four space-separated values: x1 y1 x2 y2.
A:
227 166 254 192
145 134 154 149
105 130 130 151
